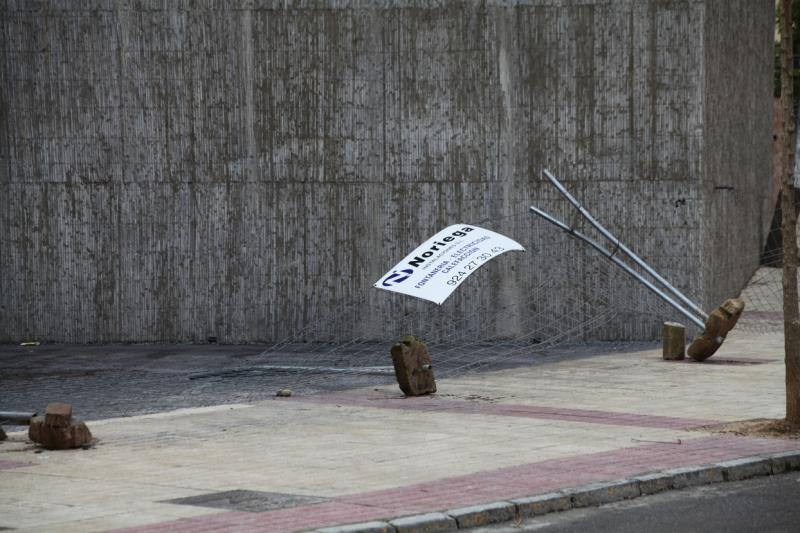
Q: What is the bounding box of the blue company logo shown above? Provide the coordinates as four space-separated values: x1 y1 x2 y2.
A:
382 269 414 287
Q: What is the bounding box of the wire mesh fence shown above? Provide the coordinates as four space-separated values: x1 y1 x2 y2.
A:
186 202 795 397
1 195 796 421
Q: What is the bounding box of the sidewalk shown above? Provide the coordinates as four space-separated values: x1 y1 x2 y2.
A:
1 328 798 532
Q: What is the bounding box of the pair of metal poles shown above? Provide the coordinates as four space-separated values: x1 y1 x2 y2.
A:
530 169 708 330
0 411 36 440
0 411 36 425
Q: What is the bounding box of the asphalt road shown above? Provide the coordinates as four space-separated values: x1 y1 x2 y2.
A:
473 473 800 533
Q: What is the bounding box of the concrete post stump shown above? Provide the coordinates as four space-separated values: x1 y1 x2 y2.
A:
662 322 686 360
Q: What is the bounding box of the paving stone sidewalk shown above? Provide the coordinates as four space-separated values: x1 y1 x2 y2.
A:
1 328 798 532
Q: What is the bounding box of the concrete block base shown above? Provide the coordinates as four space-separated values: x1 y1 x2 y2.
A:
390 336 436 397
29 403 92 450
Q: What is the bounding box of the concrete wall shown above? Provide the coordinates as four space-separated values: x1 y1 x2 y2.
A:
0 0 775 343
700 0 775 310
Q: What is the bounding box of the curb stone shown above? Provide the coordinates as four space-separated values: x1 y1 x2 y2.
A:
567 479 640 507
661 465 723 489
314 452 800 532
446 501 516 528
716 456 773 481
630 471 673 495
769 450 800 474
510 492 572 518
389 512 457 533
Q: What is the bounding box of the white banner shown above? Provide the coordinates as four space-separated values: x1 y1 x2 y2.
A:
374 224 525 305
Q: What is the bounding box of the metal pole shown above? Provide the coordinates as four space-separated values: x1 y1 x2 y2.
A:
530 206 707 330
0 411 36 425
542 169 709 321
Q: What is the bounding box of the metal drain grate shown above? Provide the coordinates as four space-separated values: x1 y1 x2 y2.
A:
163 489 328 512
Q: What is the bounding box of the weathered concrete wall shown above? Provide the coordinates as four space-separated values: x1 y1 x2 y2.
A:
700 0 774 310
0 0 774 343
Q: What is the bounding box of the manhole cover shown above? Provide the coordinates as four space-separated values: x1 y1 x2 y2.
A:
163 489 328 512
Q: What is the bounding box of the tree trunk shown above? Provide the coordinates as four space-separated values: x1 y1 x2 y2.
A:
779 0 800 429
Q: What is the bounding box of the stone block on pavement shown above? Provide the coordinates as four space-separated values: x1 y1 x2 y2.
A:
662 322 685 360
390 336 436 396
687 334 723 361
719 298 745 335
687 298 745 361
44 403 73 428
29 408 92 450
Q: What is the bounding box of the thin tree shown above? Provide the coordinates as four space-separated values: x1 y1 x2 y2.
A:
779 0 800 429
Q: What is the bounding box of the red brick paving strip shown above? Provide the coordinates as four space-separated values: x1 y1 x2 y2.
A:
335 436 799 515
0 459 30 470
291 393 720 429
109 503 394 533
108 435 799 533
742 311 783 321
